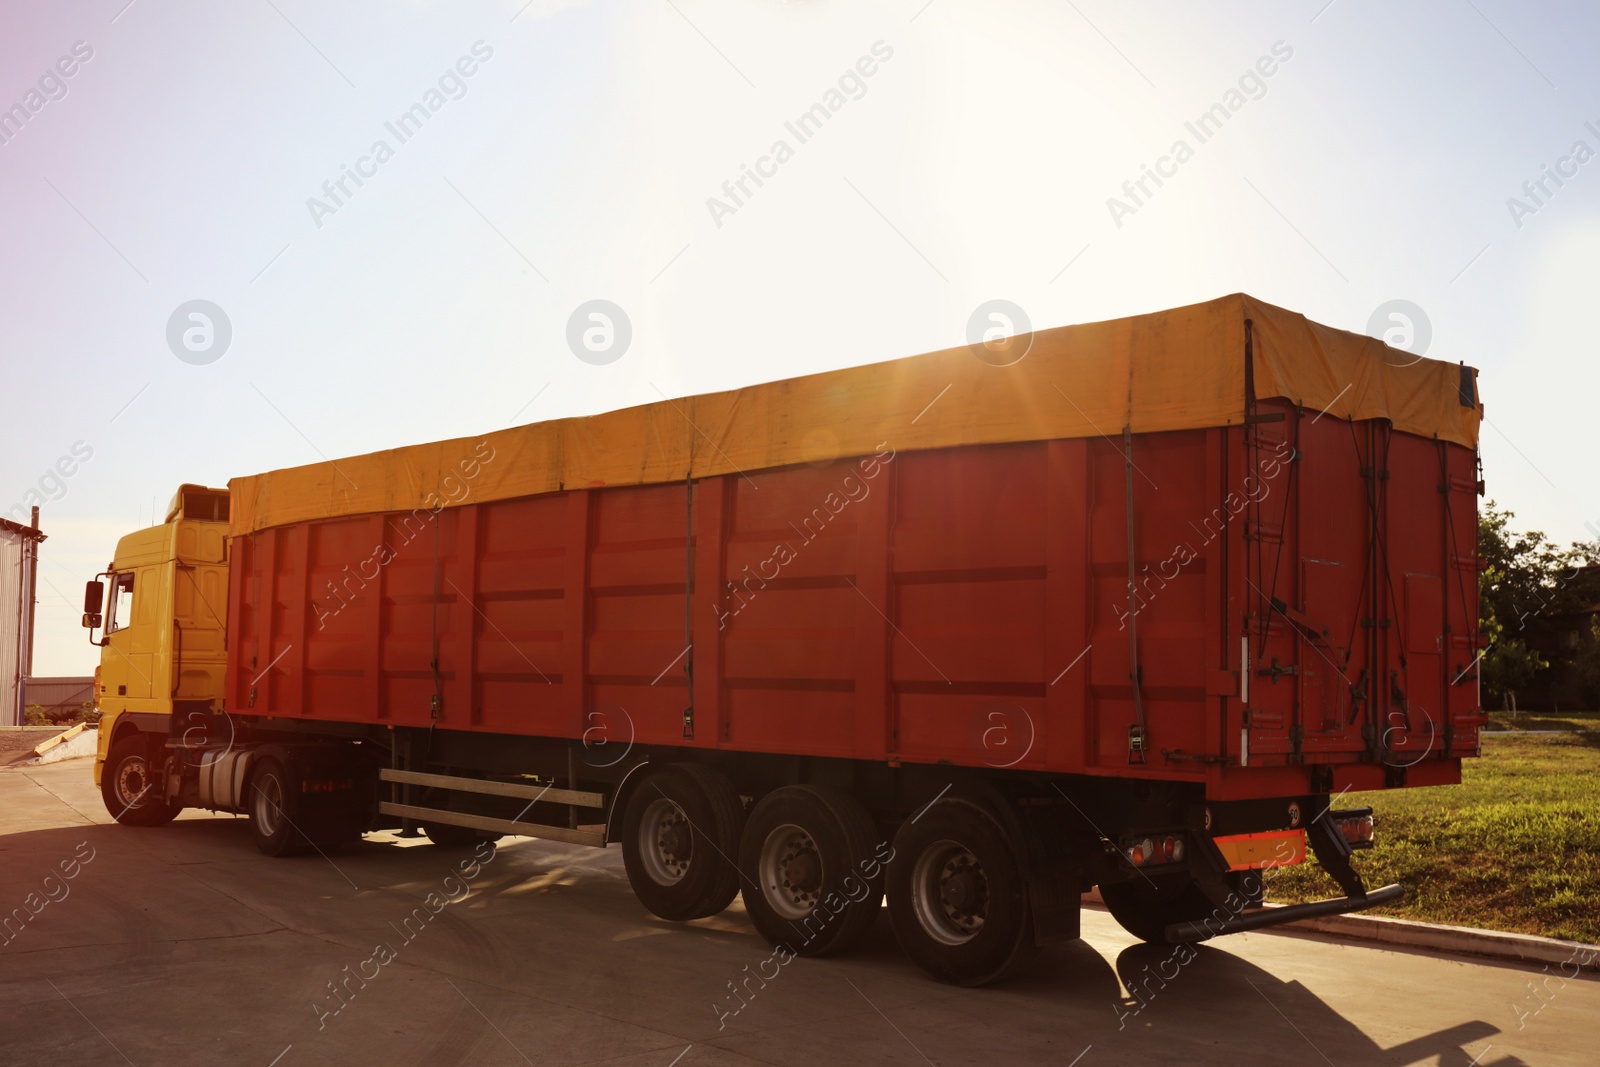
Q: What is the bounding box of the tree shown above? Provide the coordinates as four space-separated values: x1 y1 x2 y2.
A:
1477 502 1600 707
1578 618 1600 709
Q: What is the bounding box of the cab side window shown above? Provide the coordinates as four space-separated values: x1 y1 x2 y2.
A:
107 572 135 634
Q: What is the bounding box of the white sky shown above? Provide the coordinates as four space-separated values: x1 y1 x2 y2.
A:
3 0 1596 676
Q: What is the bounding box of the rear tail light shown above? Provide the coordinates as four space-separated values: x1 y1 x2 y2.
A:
1124 833 1185 868
1335 811 1375 848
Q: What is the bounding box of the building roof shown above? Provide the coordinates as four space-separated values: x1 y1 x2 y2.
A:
0 515 45 542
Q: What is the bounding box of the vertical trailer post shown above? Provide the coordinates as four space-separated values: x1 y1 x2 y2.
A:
1123 425 1147 763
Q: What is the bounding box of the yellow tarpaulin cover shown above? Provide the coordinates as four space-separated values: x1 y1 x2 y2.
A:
229 294 1481 536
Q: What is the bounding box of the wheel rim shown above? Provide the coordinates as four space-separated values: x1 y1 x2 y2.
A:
638 797 693 886
758 822 823 920
115 756 152 809
254 773 284 838
911 839 989 946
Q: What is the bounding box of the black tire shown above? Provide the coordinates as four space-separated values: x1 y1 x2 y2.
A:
101 734 181 827
1100 872 1251 944
887 797 1036 986
810 784 888 952
675 763 747 916
248 756 305 857
738 784 888 958
621 764 743 921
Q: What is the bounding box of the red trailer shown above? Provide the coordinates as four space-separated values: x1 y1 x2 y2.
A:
88 294 1482 985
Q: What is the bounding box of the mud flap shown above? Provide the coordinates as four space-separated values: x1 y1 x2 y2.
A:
1017 801 1084 946
1029 867 1082 945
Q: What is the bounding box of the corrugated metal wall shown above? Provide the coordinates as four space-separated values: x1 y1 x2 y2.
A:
22 676 95 720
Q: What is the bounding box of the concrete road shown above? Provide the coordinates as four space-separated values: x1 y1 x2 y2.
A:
1 760 1593 1067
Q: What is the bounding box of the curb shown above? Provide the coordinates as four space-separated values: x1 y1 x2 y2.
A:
1082 889 1600 972
1273 909 1600 971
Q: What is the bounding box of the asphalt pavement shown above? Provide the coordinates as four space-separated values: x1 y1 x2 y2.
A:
1 759 1593 1067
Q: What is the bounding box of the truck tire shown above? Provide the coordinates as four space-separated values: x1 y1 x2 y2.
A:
675 762 748 915
887 797 1036 986
738 784 884 958
101 734 181 827
1100 872 1249 944
621 764 742 921
248 756 306 857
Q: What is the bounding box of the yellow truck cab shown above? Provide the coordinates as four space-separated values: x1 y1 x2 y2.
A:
85 484 230 824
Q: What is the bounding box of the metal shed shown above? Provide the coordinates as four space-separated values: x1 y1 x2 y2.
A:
1 513 46 727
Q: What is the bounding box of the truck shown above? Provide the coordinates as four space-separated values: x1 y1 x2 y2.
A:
83 293 1483 986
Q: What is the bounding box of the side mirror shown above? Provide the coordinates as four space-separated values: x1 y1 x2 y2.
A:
84 577 108 645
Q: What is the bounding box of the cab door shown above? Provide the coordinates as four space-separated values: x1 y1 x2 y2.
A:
104 567 161 704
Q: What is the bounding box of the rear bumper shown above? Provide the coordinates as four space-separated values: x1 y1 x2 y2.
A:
1165 882 1405 943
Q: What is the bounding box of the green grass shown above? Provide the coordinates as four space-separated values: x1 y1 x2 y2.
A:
1266 733 1600 944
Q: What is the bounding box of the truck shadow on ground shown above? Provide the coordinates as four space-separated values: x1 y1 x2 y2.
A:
1107 939 1523 1067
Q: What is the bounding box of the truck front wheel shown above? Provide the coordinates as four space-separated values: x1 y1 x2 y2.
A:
101 735 181 827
